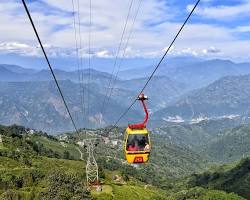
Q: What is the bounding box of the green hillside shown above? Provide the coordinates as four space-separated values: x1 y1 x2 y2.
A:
189 158 250 199
204 124 250 163
0 125 169 199
0 124 248 200
153 122 250 165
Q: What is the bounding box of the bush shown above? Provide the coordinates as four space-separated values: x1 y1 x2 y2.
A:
40 170 91 200
0 190 22 200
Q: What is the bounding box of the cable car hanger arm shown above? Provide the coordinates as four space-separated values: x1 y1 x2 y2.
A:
128 93 148 129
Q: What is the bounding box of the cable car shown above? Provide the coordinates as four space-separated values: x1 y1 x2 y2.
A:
124 93 151 164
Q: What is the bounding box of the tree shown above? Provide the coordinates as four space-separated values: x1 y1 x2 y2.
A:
63 151 70 160
40 170 91 200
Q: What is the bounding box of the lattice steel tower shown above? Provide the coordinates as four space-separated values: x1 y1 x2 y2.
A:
85 140 99 186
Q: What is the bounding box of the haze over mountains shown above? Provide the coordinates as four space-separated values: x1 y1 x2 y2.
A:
1 57 250 133
120 58 250 88
154 75 250 122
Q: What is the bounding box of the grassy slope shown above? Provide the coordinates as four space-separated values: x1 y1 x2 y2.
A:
0 125 248 200
0 155 170 200
0 157 245 200
189 158 250 199
31 135 81 159
92 184 168 200
204 125 250 163
0 127 169 199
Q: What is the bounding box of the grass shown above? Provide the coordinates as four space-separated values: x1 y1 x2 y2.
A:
31 156 86 174
92 184 169 200
31 136 81 159
0 142 7 150
0 154 170 200
0 157 26 169
0 156 87 198
0 125 247 200
0 153 246 200
91 185 113 196
111 184 168 200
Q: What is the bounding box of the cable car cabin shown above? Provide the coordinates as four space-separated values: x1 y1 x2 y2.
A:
124 93 151 164
124 127 150 164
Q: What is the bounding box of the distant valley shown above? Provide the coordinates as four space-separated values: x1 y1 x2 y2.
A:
1 58 250 133
155 75 250 123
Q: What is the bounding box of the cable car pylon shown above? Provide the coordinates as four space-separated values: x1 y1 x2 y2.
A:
86 141 98 186
82 137 101 190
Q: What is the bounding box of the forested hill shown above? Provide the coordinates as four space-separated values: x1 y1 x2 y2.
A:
154 74 250 122
0 124 249 199
189 157 250 200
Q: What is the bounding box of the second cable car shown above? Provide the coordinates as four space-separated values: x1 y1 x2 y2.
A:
124 93 151 164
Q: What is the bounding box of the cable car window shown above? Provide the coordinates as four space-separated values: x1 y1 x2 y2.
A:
126 134 150 151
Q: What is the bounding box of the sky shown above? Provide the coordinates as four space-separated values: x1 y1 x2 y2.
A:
1 0 250 71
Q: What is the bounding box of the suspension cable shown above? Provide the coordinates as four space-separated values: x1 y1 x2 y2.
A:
104 0 143 116
71 0 85 125
87 0 92 121
22 0 79 133
100 0 134 119
76 0 87 122
112 0 201 127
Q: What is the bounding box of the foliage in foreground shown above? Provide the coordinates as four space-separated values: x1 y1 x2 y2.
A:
0 124 248 200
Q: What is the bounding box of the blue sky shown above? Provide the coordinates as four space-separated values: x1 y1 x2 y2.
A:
1 0 250 71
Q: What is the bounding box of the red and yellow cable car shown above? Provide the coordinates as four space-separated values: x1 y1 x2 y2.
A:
124 93 151 164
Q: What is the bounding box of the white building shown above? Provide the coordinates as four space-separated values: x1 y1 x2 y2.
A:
60 142 67 148
111 140 118 146
103 137 110 144
28 129 35 135
58 135 69 142
77 141 85 147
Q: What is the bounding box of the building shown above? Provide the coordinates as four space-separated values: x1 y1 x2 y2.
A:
102 137 110 144
27 129 35 135
111 140 118 146
58 135 69 142
77 141 85 147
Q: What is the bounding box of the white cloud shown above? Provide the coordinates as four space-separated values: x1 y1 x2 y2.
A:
0 0 177 58
202 46 221 55
0 42 77 58
0 0 250 62
234 26 250 33
0 42 40 57
187 2 250 20
95 50 112 58
177 48 199 57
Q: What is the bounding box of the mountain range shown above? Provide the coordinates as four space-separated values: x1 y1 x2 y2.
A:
0 80 145 133
154 75 250 123
2 58 250 87
121 58 250 89
2 58 250 132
